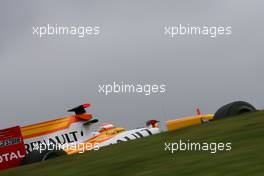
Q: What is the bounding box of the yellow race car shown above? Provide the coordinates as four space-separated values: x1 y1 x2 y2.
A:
0 101 256 170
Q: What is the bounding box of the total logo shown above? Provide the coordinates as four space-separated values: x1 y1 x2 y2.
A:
0 151 25 163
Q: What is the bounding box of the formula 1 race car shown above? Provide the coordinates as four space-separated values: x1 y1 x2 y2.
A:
0 101 256 171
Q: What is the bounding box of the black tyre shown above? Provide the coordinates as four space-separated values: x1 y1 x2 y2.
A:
21 148 66 165
214 101 256 119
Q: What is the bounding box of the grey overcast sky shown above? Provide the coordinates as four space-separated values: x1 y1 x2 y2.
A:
0 0 263 129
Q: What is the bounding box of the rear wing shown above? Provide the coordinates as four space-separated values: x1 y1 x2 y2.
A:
0 126 26 171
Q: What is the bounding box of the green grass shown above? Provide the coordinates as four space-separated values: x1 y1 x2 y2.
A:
1 111 264 176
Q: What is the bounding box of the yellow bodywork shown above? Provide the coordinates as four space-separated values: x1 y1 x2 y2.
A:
166 114 214 131
64 127 126 155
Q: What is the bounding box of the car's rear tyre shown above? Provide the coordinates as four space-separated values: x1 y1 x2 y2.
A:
214 101 256 119
21 148 66 165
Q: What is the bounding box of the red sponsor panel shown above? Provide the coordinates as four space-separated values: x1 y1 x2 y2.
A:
0 126 26 171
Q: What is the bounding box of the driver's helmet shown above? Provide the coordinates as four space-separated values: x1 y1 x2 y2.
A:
97 123 115 132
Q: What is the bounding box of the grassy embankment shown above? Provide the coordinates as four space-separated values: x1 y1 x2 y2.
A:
1 111 264 176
